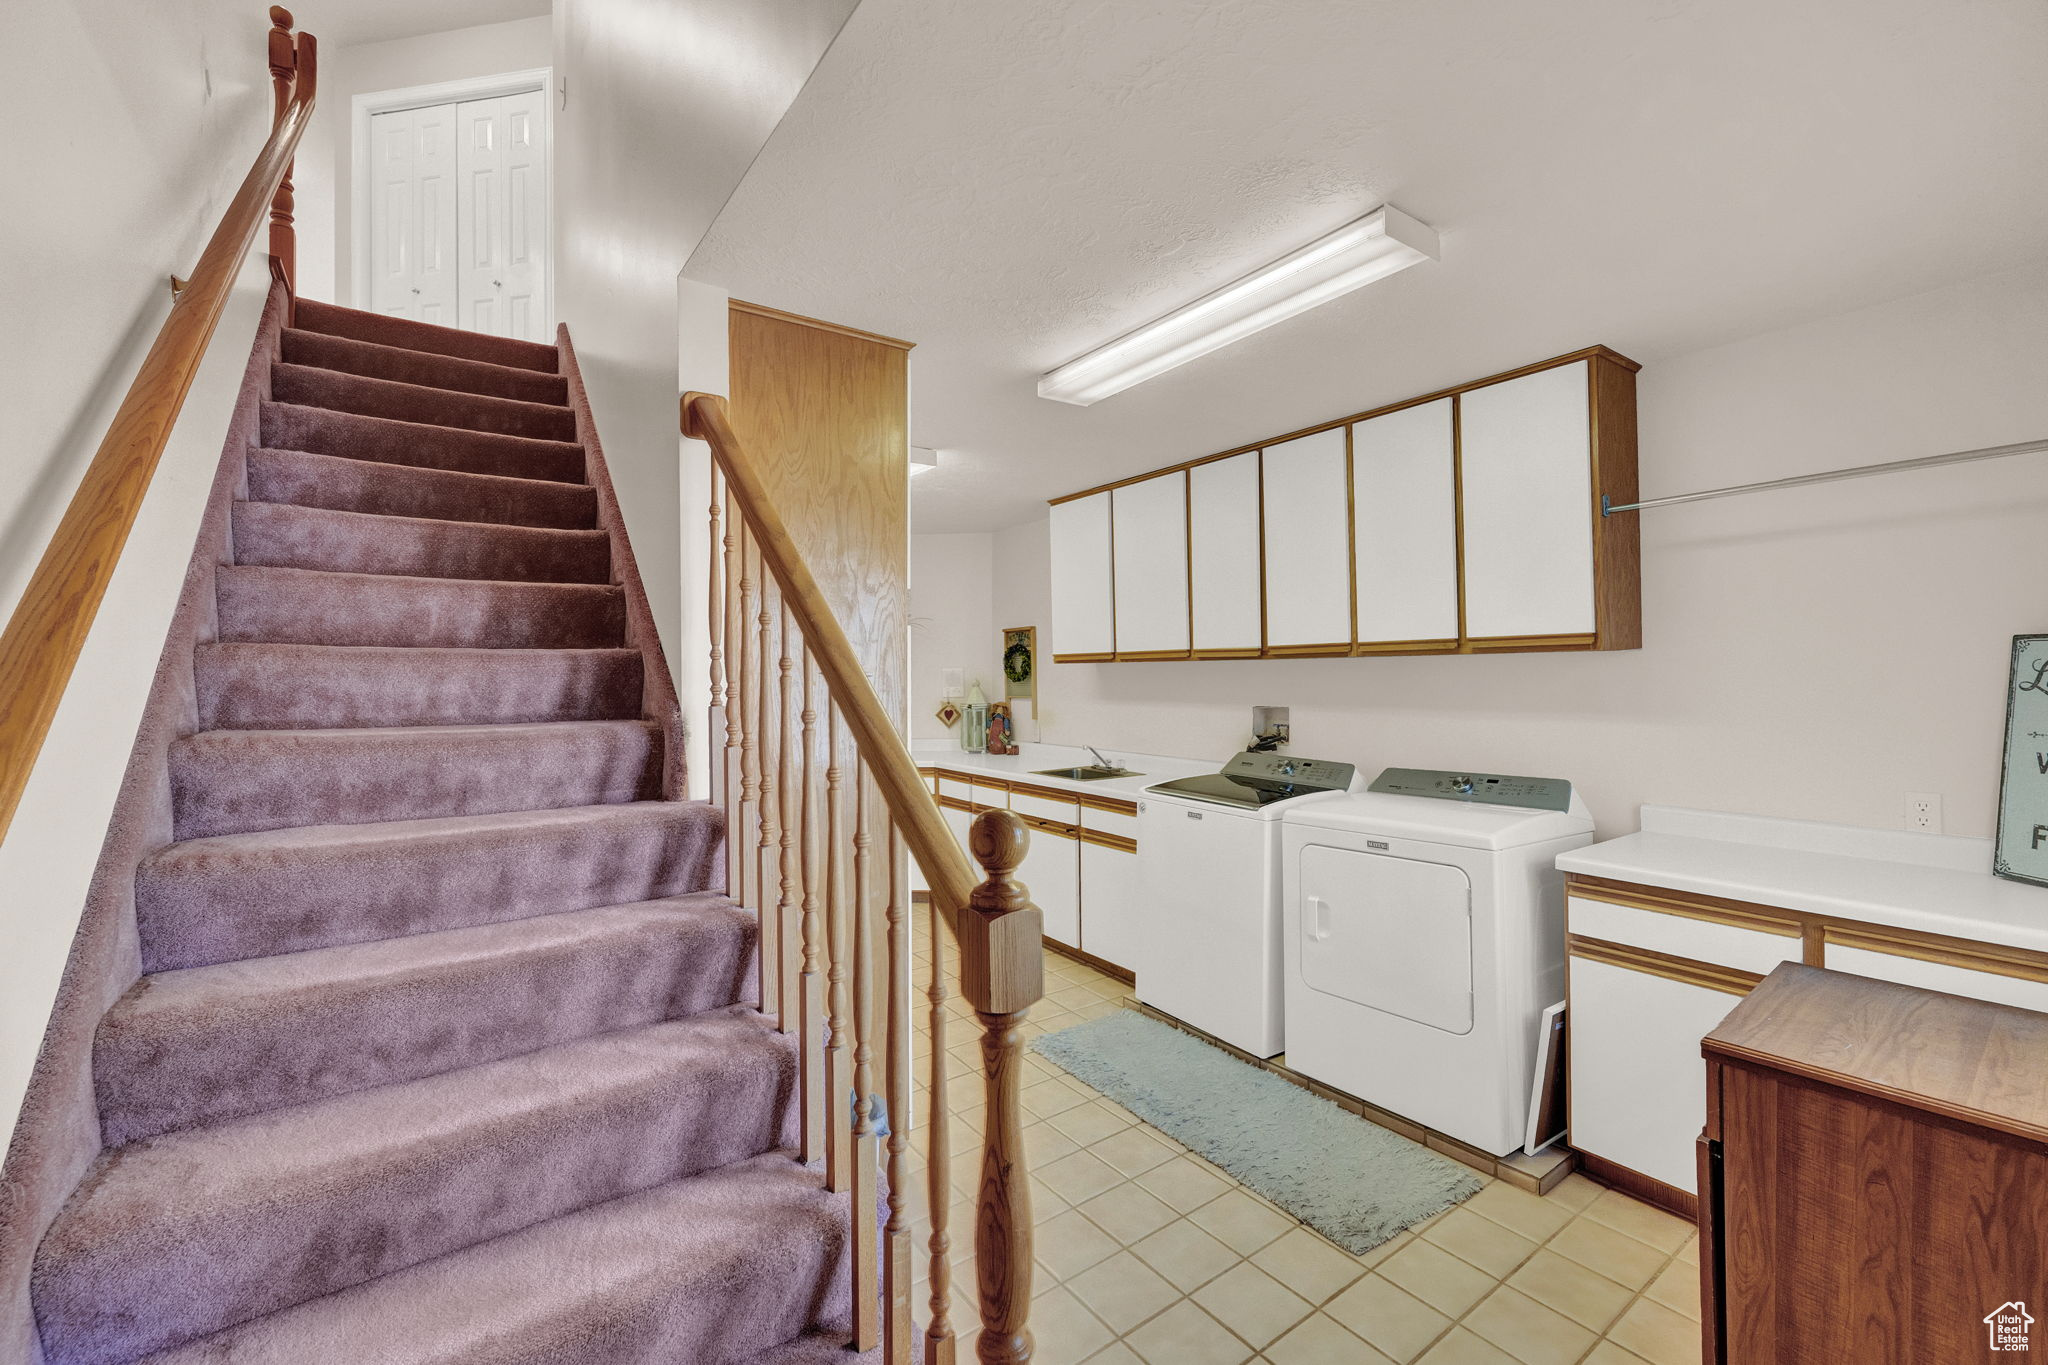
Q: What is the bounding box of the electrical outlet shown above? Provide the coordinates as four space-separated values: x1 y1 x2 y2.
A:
1906 792 1942 833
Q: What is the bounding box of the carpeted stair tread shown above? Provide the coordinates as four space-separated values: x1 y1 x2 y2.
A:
135 801 726 972
272 363 579 443
232 499 610 583
216 565 627 650
36 1011 801 1365
294 297 560 374
246 448 598 529
127 1152 851 1365
96 892 755 1144
281 328 570 405
168 720 663 839
742 1332 909 1364
195 642 641 730
261 402 585 483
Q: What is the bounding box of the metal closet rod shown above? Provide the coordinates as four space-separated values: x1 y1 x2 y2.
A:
1602 435 2048 516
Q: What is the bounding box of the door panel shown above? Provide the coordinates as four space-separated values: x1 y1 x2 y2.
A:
1111 472 1189 655
1569 954 1742 1194
1297 844 1473 1033
1189 452 1262 652
368 105 458 323
1352 398 1458 644
1460 362 1596 639
455 92 549 342
1260 428 1351 649
1050 492 1114 657
1080 840 1139 971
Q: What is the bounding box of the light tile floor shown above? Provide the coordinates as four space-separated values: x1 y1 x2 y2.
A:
907 916 1701 1365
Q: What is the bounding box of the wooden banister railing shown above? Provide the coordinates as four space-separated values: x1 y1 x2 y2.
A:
684 390 1044 1365
0 9 316 843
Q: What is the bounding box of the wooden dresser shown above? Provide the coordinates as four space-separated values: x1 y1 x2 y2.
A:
1699 963 2048 1364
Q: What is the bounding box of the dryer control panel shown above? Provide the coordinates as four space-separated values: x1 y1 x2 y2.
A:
1368 767 1574 812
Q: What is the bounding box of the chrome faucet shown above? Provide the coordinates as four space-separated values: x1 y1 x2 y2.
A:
1086 746 1119 771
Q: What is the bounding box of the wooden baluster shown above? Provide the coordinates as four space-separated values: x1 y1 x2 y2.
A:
883 822 913 1362
741 527 765 982
849 765 880 1349
824 705 851 1190
962 812 1043 1365
755 574 784 1030
725 493 747 911
265 7 299 294
778 601 802 1055
925 875 957 1365
707 468 725 808
796 644 824 1164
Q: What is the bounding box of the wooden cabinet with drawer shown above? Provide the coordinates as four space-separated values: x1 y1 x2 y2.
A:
1700 964 2048 1365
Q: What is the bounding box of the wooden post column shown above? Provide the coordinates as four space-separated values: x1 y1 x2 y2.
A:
960 810 1043 1365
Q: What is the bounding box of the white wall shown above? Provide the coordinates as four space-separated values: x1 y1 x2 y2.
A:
909 533 1000 745
0 251 274 1142
553 0 860 698
289 14 555 307
0 1 269 626
970 263 2048 840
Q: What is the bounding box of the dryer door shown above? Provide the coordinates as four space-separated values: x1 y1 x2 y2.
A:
1298 844 1474 1034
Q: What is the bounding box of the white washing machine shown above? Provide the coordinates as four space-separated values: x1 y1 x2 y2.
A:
1137 751 1363 1058
1280 768 1593 1156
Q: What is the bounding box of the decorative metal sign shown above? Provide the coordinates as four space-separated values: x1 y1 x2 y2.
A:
1994 635 2048 888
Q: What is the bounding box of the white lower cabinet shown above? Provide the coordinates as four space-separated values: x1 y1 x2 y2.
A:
1080 838 1140 970
1021 820 1081 947
1567 954 1742 1195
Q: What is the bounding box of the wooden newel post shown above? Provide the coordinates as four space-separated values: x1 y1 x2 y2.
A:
266 6 299 294
960 810 1043 1365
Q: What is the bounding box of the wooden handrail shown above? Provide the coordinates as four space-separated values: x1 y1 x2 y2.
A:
0 12 317 842
682 391 979 922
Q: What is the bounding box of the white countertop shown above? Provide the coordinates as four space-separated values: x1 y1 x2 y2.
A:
1557 805 2048 954
911 741 1220 802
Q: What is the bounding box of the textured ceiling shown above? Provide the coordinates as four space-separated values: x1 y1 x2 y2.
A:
687 0 2048 532
289 0 550 49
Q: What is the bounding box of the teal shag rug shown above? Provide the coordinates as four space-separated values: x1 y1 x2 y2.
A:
1033 1010 1482 1253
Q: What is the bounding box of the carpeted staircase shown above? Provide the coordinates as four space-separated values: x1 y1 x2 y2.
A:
28 300 874 1364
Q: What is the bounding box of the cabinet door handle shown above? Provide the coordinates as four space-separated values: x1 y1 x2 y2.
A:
1308 896 1332 941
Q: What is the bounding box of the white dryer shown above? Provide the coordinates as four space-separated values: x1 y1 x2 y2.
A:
1279 768 1593 1156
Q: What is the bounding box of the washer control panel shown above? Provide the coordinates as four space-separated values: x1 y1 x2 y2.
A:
1217 750 1356 793
1368 767 1573 812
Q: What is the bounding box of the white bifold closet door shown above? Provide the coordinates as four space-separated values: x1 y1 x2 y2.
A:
368 90 549 341
368 103 459 325
456 91 549 341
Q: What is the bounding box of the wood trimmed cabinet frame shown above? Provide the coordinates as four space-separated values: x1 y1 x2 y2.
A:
1047 346 1641 663
923 766 1140 980
1564 870 2048 1220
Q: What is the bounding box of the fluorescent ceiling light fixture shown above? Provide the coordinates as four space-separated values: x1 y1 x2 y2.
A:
1037 205 1440 407
909 445 940 477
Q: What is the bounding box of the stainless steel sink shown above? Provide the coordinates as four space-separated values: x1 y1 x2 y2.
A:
1031 766 1142 781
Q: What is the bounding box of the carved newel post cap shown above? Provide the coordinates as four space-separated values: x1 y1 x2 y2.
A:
269 6 293 27
961 811 1043 1015
968 810 1028 882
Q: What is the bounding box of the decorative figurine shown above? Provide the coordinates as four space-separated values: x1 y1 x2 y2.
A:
987 702 1017 755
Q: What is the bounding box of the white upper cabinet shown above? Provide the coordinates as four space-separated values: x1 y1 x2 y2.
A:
1049 491 1115 657
1458 361 1597 641
1352 398 1458 646
1260 428 1352 649
1111 472 1190 655
1189 452 1263 654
